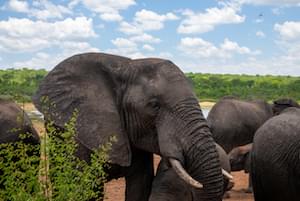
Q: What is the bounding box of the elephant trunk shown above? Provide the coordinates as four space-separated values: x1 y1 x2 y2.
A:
157 98 224 200
184 132 224 200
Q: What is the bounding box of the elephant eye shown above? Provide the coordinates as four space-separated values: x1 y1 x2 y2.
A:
148 99 160 111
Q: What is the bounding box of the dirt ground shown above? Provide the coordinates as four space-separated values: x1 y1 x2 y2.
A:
104 156 254 201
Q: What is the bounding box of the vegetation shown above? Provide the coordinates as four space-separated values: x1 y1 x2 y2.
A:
186 73 300 102
0 69 299 102
0 111 110 201
0 68 47 102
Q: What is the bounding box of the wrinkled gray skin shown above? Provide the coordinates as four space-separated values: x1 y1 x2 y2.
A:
207 97 272 154
207 97 299 153
228 143 252 192
33 53 224 201
149 143 231 201
207 97 298 194
251 107 300 201
0 99 39 145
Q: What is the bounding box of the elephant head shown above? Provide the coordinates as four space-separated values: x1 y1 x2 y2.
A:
33 53 224 199
228 143 252 172
272 98 300 115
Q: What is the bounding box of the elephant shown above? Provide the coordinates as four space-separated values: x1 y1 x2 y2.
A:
251 107 300 201
207 96 298 153
228 143 252 173
228 143 252 192
149 143 233 201
207 96 298 194
0 99 39 145
33 52 226 201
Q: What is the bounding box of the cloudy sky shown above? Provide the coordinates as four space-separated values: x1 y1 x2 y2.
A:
0 0 300 75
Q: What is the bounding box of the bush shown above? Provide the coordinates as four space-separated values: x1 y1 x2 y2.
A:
0 110 110 201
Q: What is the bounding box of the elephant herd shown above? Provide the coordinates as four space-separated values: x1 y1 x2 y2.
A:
0 52 299 201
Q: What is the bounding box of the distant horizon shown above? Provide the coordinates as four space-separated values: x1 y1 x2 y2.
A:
1 65 300 77
0 1 300 75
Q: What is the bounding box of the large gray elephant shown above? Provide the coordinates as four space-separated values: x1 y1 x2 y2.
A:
207 96 298 153
33 53 224 201
251 107 300 201
0 99 39 145
149 143 232 201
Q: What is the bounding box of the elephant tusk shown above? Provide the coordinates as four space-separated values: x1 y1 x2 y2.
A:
222 169 233 180
169 158 203 189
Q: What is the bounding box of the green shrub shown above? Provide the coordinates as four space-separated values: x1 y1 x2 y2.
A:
0 133 42 201
0 110 110 201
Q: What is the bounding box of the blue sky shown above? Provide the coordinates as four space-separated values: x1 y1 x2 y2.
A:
0 0 300 75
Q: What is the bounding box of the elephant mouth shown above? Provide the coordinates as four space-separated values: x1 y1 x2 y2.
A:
169 158 233 188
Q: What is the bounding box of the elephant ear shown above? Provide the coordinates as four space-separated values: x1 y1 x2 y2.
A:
33 53 132 166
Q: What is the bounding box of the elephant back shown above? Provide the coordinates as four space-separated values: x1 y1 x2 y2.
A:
208 98 272 153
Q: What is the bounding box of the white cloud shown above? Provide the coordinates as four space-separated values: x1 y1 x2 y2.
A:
274 21 300 41
134 9 179 31
179 37 220 58
129 33 161 44
13 52 52 69
100 12 123 22
7 0 72 20
177 6 245 34
0 17 97 52
108 37 144 58
8 0 29 12
221 38 258 54
238 0 300 6
80 0 136 22
117 9 174 53
119 9 179 35
61 41 100 54
30 0 72 20
119 21 143 35
178 37 260 59
269 22 300 75
142 44 155 51
111 37 137 48
256 30 265 38
13 42 100 70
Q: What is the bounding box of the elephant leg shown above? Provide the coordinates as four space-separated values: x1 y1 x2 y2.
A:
124 149 154 201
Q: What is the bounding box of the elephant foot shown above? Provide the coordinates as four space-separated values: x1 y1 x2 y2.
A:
242 187 253 194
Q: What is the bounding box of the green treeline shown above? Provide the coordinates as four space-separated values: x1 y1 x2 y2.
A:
186 73 300 102
0 68 47 102
0 69 299 102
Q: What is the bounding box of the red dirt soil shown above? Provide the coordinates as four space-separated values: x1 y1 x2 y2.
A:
104 156 254 201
